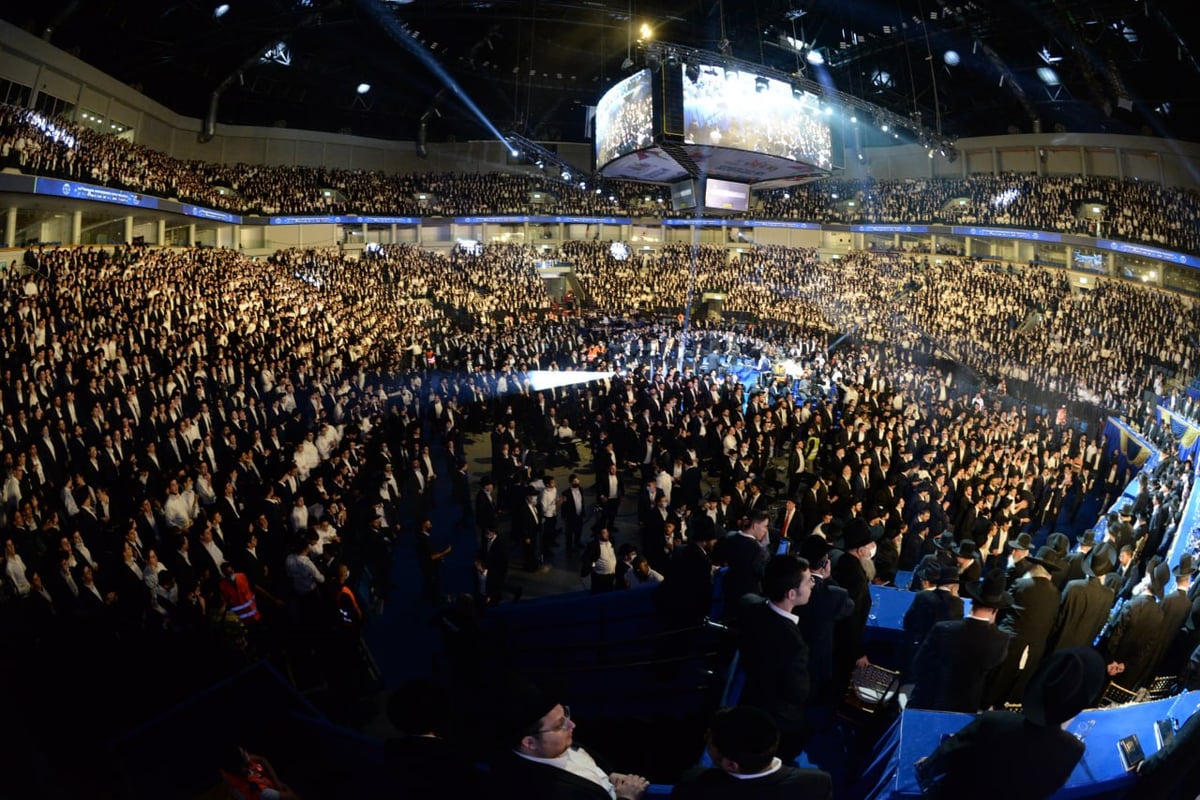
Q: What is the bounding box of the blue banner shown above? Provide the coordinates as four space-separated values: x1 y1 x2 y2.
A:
1098 239 1200 269
951 225 1062 242
34 177 159 210
1102 416 1162 475
181 205 240 224
849 224 930 234
1156 405 1200 466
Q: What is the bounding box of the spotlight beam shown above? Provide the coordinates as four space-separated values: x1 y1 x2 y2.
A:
355 0 510 148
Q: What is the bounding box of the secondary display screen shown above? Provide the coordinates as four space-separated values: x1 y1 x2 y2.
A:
704 178 749 212
683 65 833 170
595 69 654 169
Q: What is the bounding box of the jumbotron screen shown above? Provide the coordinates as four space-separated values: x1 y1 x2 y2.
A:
682 65 833 170
595 69 654 169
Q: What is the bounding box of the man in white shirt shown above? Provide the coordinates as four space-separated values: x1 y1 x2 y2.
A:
581 527 618 593
494 680 649 800
539 477 562 558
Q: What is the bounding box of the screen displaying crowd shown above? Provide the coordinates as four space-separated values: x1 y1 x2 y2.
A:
682 65 834 170
594 69 655 169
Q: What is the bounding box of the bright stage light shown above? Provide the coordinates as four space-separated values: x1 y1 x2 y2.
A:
528 370 615 392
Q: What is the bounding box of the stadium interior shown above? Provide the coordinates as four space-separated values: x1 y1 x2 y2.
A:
2 1 1200 798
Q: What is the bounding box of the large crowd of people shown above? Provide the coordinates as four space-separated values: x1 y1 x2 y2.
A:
4 102 1200 254
0 232 1195 796
1 198 1198 794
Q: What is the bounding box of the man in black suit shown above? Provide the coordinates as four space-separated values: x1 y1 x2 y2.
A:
492 679 650 800
830 518 874 682
475 475 500 542
985 546 1063 707
595 463 624 530
713 511 770 615
560 473 588 551
659 521 720 624
1048 543 1116 654
1107 543 1142 600
1060 529 1097 585
1103 562 1167 689
899 563 964 686
476 528 509 608
737 554 814 761
670 706 832 800
908 568 1013 714
914 647 1107 800
794 535 855 703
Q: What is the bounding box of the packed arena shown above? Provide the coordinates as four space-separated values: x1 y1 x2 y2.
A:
5 102 1200 255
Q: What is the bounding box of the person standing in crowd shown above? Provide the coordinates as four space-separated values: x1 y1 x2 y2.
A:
908 569 1012 713
914 647 1108 800
737 554 815 761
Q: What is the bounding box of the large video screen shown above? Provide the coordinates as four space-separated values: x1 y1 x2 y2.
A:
595 69 654 169
683 65 833 170
704 178 749 212
670 179 698 211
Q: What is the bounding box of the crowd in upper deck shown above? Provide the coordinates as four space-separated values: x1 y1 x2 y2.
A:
3 103 1199 253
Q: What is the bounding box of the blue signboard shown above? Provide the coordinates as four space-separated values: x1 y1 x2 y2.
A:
34 177 159 210
182 205 241 224
359 216 422 225
849 224 931 234
454 215 631 225
1097 239 1200 269
951 225 1062 242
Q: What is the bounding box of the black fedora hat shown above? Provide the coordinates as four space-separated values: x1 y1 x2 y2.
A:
1046 532 1070 558
1150 561 1171 600
1022 646 1107 727
932 531 956 551
841 518 873 551
1026 545 1063 572
1078 529 1097 547
798 535 832 566
1173 554 1196 577
953 539 979 560
963 568 1013 609
1081 543 1115 579
1008 532 1033 552
934 564 961 587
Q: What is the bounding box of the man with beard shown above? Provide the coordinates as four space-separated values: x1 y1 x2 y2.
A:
830 518 875 683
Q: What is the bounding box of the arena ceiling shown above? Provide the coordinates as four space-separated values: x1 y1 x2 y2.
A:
9 0 1200 151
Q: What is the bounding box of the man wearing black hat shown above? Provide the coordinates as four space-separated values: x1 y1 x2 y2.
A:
914 647 1107 799
831 518 875 682
908 569 1012 714
952 539 982 592
774 494 800 545
899 564 963 687
1060 529 1097 585
906 531 956 592
985 546 1063 706
1154 554 1194 676
1102 561 1167 689
992 531 1033 584
1045 532 1072 591
493 678 650 800
671 706 832 800
1048 543 1117 654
